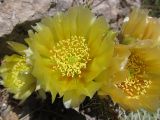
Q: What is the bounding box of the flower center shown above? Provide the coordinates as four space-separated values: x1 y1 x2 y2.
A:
12 56 30 89
50 36 90 77
115 52 152 99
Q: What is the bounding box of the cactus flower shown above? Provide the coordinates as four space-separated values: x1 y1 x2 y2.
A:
121 9 160 45
0 41 36 100
0 54 36 100
26 6 115 107
97 41 160 111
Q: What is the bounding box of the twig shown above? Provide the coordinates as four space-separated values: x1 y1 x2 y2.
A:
91 0 106 9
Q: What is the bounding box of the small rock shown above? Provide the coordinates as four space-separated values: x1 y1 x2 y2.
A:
0 0 69 36
2 111 19 120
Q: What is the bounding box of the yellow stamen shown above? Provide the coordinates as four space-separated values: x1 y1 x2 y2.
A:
50 36 90 77
115 51 152 99
11 56 30 88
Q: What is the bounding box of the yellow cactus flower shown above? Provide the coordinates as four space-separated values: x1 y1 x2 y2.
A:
25 6 115 107
97 41 160 111
0 54 36 100
121 9 160 45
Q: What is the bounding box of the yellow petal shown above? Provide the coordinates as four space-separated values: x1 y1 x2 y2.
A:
76 6 95 36
87 16 110 56
33 24 54 48
7 41 28 55
89 31 115 58
41 13 64 42
121 9 160 46
122 9 149 39
63 90 86 108
78 81 101 98
60 7 78 39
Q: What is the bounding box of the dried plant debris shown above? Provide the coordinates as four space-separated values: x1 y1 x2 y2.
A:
12 93 86 120
0 86 19 120
142 0 160 17
0 87 9 116
118 107 160 120
80 95 119 120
